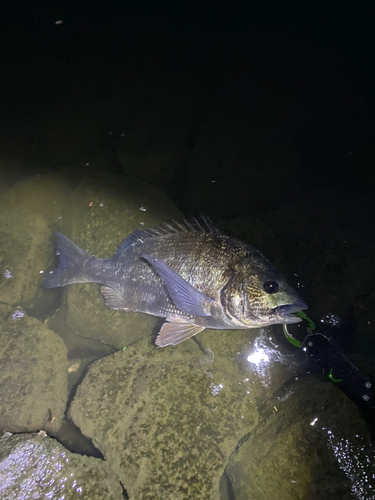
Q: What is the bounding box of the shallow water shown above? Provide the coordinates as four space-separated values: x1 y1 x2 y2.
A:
1 169 375 499
1 3 375 498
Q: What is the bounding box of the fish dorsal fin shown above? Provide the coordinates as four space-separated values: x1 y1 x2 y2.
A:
146 215 221 237
113 230 153 257
113 215 220 259
156 317 205 346
167 214 221 234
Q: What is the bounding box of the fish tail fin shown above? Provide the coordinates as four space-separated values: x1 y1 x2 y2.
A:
44 232 94 288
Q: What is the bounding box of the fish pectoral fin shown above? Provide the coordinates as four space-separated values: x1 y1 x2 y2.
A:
142 254 213 317
156 318 205 347
100 286 130 310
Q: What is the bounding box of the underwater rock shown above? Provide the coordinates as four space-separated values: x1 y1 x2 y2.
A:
0 173 72 226
0 431 123 500
225 376 374 500
57 173 182 349
0 307 68 433
197 326 300 404
0 209 52 306
69 336 259 499
0 160 30 199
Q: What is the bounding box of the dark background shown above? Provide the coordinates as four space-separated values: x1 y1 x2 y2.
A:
1 0 374 202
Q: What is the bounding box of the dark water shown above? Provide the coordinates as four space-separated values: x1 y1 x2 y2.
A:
0 1 375 499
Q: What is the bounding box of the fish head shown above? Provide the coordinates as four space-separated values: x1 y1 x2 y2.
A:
222 254 307 328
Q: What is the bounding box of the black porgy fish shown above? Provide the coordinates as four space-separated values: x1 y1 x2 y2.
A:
44 216 307 347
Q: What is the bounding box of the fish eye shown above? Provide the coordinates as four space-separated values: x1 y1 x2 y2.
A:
263 280 279 294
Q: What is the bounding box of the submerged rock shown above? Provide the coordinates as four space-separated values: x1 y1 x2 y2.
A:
0 431 123 500
0 173 72 226
225 376 375 500
58 174 182 349
0 209 52 306
196 326 299 405
69 336 259 499
0 307 68 433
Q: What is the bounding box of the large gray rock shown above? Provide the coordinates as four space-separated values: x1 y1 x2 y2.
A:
0 306 68 433
225 376 375 500
58 174 182 349
0 432 123 500
69 336 259 499
0 173 72 226
0 209 53 306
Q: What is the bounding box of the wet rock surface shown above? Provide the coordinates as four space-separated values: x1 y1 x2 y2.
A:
0 432 123 500
225 376 375 500
58 174 182 349
196 326 300 405
69 336 259 499
0 306 68 434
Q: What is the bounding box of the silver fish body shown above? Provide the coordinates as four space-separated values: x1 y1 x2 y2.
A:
44 217 307 346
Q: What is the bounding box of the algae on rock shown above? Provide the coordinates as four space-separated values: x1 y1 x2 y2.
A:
0 173 72 226
0 307 68 433
225 376 375 500
69 336 259 500
0 209 53 306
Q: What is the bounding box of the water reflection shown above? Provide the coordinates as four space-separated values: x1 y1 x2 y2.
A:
245 329 295 390
324 427 375 500
247 349 270 365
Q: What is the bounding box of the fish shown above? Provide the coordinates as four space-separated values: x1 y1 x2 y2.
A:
44 216 307 347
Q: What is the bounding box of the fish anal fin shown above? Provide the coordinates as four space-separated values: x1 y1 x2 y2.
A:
156 318 205 347
100 286 130 310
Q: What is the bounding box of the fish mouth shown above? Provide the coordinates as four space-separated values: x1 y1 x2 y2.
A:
274 300 308 324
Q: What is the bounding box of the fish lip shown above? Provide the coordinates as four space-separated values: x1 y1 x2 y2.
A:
274 301 308 324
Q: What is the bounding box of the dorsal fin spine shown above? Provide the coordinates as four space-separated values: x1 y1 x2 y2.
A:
113 215 220 258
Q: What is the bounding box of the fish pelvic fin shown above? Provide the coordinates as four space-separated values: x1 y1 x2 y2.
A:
156 317 205 347
43 233 93 288
142 254 213 317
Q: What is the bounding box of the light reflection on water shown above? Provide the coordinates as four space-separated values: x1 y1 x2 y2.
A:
245 329 295 389
324 427 375 500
